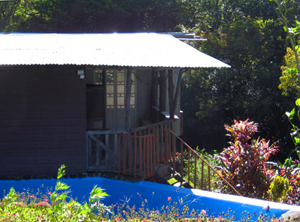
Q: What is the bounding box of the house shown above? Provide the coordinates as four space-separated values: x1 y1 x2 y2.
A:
0 33 229 180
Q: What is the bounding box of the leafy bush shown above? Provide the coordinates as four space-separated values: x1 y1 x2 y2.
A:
274 159 300 205
276 98 300 204
268 175 292 202
0 165 110 221
285 98 300 157
218 119 279 199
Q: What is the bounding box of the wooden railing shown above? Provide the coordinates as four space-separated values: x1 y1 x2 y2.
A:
117 119 175 179
87 130 127 170
132 119 176 163
166 129 241 195
118 123 241 195
118 134 156 179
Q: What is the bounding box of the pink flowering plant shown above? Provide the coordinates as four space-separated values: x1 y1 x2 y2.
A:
0 165 110 221
0 165 280 221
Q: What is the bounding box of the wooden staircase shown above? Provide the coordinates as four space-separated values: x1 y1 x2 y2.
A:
155 163 192 188
117 123 241 195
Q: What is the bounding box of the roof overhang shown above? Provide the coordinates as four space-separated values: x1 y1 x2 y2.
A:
0 33 230 69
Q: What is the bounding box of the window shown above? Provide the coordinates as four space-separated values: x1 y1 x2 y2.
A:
105 70 136 109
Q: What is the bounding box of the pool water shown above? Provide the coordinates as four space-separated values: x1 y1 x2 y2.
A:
1 177 300 220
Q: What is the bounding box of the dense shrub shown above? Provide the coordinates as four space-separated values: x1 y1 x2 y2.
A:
218 119 279 199
273 159 300 205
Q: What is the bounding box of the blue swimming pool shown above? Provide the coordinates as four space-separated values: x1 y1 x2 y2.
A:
1 177 300 220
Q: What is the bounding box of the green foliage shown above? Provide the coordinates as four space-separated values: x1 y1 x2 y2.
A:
268 175 292 202
273 159 300 205
218 119 279 199
0 0 189 32
0 165 110 221
181 15 291 153
271 0 300 97
285 98 300 156
274 96 300 205
279 41 300 97
0 184 279 221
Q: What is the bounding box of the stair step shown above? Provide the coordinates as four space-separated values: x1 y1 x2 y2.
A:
155 163 193 189
172 182 183 187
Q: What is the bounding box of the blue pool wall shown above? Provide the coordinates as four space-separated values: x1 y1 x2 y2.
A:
1 177 300 220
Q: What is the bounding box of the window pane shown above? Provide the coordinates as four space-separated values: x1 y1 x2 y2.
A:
107 97 114 106
106 84 114 94
130 97 135 105
117 97 124 105
117 85 124 94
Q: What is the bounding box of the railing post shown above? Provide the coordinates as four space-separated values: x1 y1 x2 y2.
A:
143 137 146 179
208 167 211 191
172 133 176 171
87 132 91 168
129 136 132 176
194 154 197 189
118 135 122 176
155 129 159 163
165 129 169 164
188 148 191 184
151 135 154 177
105 134 110 164
96 142 100 166
180 141 183 178
139 137 142 178
123 135 127 175
134 136 137 178
201 160 204 190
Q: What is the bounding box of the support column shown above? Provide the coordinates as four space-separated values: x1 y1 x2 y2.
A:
170 69 183 119
125 68 132 131
159 70 167 113
168 70 174 119
151 69 158 107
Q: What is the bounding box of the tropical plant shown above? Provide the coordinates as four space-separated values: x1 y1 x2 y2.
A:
217 119 279 199
270 0 300 97
0 165 110 221
271 158 300 205
268 175 292 202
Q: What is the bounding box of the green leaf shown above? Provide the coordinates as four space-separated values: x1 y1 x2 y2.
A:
295 45 300 51
89 186 109 204
286 108 296 119
283 26 287 32
296 98 300 107
167 178 178 184
57 165 66 180
294 137 300 145
55 181 70 191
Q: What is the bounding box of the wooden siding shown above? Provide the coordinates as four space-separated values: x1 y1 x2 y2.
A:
0 66 87 178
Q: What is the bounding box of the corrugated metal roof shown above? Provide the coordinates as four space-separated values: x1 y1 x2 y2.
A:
0 33 230 68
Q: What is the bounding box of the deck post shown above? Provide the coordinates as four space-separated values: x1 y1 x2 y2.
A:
170 69 183 119
168 69 174 119
159 70 167 115
125 68 132 131
151 68 158 107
